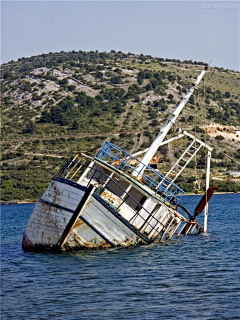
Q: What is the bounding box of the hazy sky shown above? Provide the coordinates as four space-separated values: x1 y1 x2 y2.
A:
1 1 239 71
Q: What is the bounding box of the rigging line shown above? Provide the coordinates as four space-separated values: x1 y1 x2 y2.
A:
207 69 215 81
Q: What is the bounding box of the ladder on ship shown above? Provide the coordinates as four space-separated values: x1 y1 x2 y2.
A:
156 132 204 192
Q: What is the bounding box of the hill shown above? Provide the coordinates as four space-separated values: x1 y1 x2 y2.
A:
1 50 240 201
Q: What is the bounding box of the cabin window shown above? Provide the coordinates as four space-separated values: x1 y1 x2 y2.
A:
88 164 111 183
125 189 147 211
107 175 130 198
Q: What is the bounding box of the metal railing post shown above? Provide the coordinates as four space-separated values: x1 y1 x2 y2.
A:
204 150 211 233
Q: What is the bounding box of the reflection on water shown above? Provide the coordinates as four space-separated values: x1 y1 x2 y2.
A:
1 194 240 319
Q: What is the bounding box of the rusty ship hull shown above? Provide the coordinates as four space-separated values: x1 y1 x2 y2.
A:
22 176 150 250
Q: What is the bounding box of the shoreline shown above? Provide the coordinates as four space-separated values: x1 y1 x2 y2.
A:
1 191 239 205
0 200 36 205
184 191 240 196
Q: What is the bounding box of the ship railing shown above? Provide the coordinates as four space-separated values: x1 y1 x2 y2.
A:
96 141 184 205
59 159 167 240
86 164 166 240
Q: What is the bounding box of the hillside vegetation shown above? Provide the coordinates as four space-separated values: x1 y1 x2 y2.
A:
1 50 240 201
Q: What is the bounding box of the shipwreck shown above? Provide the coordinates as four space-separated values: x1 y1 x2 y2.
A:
22 65 217 251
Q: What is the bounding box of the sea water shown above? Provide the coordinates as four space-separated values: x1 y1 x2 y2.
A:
1 194 240 319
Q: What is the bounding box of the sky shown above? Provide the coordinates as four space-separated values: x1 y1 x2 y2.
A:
1 1 239 71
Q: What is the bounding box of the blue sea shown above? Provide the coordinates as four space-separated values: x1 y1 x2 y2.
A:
1 194 240 319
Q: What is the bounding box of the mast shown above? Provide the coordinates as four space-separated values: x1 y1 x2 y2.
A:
133 65 208 177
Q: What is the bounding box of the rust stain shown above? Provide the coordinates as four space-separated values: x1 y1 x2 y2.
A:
112 156 161 165
70 219 85 232
150 156 162 164
101 192 111 199
122 238 135 246
111 239 118 245
85 200 94 209
112 160 121 165
65 231 111 249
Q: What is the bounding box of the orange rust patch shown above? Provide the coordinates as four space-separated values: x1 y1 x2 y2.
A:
70 219 85 232
112 155 161 166
112 160 121 165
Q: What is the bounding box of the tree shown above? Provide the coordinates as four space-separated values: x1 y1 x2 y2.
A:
95 71 103 79
133 95 140 102
180 117 186 122
23 121 35 133
224 91 230 98
189 96 195 105
59 95 75 111
215 135 224 140
151 119 159 126
205 98 210 104
67 85 76 92
145 83 153 91
168 75 175 82
59 78 68 86
150 79 159 89
72 119 79 130
110 76 122 84
218 152 225 159
40 110 52 123
76 92 87 106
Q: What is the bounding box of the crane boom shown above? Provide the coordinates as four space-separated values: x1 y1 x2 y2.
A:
133 65 208 177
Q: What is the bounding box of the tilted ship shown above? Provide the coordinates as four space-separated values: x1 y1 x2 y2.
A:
22 65 217 251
